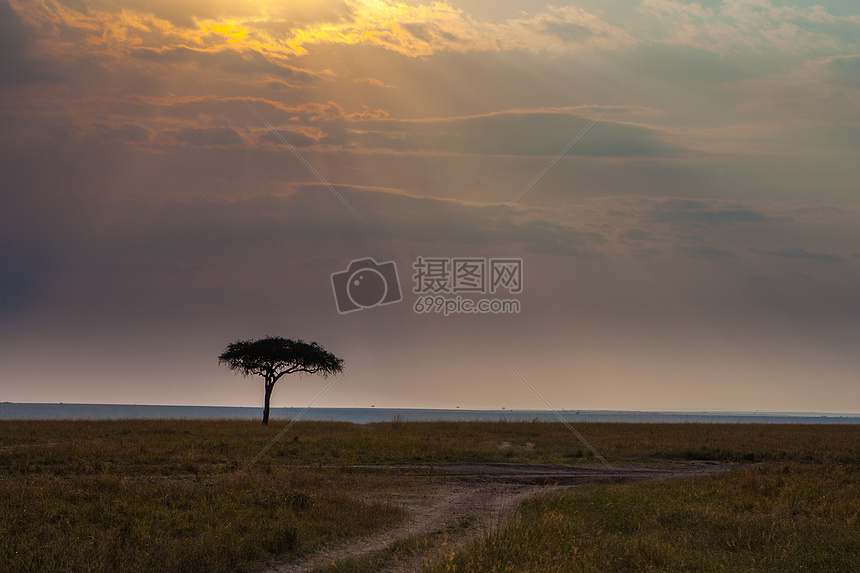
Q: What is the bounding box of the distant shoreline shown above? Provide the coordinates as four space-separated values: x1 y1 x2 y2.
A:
2 403 859 424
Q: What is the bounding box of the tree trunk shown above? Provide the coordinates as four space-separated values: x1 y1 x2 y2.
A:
262 381 274 425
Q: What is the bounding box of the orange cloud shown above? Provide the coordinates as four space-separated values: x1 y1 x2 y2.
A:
11 0 636 73
352 77 397 88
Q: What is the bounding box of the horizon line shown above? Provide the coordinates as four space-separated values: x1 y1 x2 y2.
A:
3 402 860 418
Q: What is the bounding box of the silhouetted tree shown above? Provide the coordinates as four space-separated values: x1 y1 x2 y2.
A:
218 337 344 425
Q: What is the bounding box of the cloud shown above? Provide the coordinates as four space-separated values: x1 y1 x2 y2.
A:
678 245 736 259
505 219 604 256
651 207 779 226
401 21 465 46
520 5 637 52
90 96 671 159
760 247 845 263
53 0 262 28
95 123 153 143
6 0 860 414
620 228 658 242
334 109 677 157
443 114 674 157
0 1 30 59
171 127 243 146
538 19 595 43
621 44 760 88
638 0 858 56
352 77 397 88
257 128 320 148
0 0 63 86
33 0 636 66
131 46 319 81
828 55 860 86
261 0 354 29
81 186 604 260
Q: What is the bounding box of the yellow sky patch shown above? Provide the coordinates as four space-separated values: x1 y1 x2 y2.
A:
207 22 247 41
9 0 638 77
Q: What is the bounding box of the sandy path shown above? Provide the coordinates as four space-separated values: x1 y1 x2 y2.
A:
270 462 731 573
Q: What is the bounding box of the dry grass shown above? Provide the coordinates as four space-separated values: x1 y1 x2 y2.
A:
1 419 859 572
425 462 860 572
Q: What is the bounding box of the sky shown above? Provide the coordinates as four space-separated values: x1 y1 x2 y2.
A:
2 0 860 413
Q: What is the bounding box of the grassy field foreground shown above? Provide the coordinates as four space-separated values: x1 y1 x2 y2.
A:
426 462 860 572
1 419 859 572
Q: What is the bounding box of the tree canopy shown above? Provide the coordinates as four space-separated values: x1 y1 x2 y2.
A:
218 337 344 424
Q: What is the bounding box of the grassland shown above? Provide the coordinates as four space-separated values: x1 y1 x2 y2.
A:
1 419 859 572
424 462 860 572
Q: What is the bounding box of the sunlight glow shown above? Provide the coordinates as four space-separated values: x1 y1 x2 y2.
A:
208 22 248 41
14 0 633 69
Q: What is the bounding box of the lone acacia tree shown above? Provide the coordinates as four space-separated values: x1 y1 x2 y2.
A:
218 337 344 425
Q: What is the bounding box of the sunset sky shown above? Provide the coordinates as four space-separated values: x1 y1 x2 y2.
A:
2 0 860 413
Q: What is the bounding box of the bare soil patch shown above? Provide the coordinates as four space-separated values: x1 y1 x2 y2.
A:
272 461 731 573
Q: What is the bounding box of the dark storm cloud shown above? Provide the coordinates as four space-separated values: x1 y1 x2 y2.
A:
131 46 319 82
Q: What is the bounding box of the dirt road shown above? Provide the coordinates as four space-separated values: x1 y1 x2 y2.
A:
271 462 731 573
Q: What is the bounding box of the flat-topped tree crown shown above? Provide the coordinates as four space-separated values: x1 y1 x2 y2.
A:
218 337 344 425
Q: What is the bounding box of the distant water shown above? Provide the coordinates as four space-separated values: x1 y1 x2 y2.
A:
2 403 859 424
